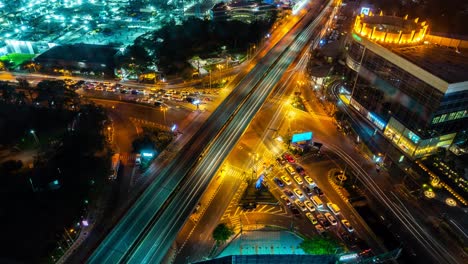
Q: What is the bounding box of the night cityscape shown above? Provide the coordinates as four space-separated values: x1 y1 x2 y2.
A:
0 0 467 263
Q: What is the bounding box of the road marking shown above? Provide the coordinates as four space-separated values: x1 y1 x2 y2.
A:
263 206 278 213
177 171 226 255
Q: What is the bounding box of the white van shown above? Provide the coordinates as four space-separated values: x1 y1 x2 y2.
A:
311 195 323 208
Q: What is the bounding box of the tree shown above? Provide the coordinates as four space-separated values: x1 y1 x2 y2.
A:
212 223 234 244
36 80 78 108
1 160 23 173
0 81 15 101
132 134 157 153
299 236 342 255
299 236 341 255
16 78 33 103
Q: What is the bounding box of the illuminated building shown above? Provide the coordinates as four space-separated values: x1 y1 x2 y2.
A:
210 1 277 23
345 13 468 159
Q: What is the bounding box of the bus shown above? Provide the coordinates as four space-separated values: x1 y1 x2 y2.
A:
109 153 120 180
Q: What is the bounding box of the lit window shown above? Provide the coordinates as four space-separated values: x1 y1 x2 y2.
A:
439 114 447 123
448 112 457 120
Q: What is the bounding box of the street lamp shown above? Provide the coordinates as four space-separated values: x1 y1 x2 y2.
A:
30 129 39 145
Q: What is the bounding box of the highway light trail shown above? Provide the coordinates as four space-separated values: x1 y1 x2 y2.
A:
325 143 458 264
87 1 333 263
125 2 335 262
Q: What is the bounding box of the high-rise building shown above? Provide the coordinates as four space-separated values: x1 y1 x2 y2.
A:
345 13 468 159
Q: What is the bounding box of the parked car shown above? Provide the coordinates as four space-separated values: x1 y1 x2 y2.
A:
304 186 314 196
304 200 315 212
273 177 285 187
304 175 316 186
283 153 295 163
325 212 337 225
291 206 301 217
341 219 354 232
276 157 287 166
284 189 295 199
281 176 292 185
285 164 296 175
295 165 306 176
306 212 318 224
317 213 330 229
280 195 291 206
315 224 326 234
293 176 303 185
295 200 307 211
314 186 324 196
293 188 304 200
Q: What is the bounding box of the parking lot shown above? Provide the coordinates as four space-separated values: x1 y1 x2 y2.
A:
260 151 368 251
76 80 220 111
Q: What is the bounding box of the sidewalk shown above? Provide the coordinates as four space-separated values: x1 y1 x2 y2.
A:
56 183 113 264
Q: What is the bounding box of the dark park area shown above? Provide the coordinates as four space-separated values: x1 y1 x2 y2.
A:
0 80 111 263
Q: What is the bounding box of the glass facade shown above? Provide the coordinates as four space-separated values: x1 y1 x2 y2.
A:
348 41 445 135
346 39 467 158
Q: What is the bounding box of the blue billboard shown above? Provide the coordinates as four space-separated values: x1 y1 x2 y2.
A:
291 132 313 143
255 174 265 190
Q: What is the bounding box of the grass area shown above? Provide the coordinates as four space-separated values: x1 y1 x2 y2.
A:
0 53 35 67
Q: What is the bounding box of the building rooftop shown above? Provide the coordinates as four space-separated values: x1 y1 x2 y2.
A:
195 254 335 264
391 44 468 84
360 15 422 34
34 44 117 65
218 230 305 257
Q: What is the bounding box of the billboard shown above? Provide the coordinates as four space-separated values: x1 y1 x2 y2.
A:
360 7 370 16
291 132 313 143
255 174 265 190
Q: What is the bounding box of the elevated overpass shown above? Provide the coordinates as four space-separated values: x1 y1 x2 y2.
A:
87 1 334 263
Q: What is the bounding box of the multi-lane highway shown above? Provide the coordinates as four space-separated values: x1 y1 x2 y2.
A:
123 2 336 262
87 1 332 263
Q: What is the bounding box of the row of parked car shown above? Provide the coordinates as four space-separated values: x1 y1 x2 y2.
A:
274 152 354 235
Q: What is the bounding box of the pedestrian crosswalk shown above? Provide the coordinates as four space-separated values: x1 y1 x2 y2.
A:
221 177 288 223
240 204 287 215
230 215 242 234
